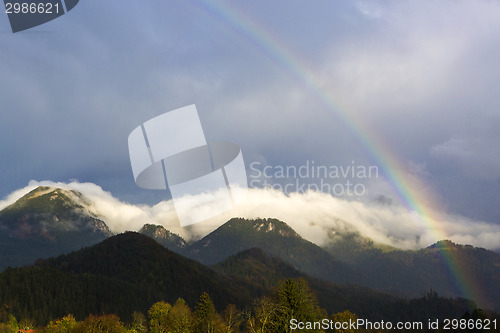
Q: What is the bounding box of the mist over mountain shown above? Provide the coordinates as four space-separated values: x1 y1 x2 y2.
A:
3 181 500 252
0 186 112 268
1 184 499 312
3 0 500 328
175 218 500 311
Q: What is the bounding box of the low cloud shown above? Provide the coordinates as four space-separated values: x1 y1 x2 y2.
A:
226 188 500 251
2 180 500 252
0 180 179 236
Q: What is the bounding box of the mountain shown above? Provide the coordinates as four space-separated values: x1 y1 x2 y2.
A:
0 232 255 324
213 247 303 291
322 226 396 262
2 186 499 313
37 232 254 311
185 218 362 284
213 247 479 322
331 239 500 311
0 233 483 326
0 265 152 324
0 186 113 268
173 218 500 311
138 223 187 252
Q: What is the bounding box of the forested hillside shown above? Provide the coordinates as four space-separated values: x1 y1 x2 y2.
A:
0 233 496 332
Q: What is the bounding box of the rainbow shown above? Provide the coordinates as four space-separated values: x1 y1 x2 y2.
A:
192 0 486 308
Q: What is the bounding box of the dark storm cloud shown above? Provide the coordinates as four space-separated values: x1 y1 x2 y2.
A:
1 0 499 228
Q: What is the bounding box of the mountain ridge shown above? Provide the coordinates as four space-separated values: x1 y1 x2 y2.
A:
212 247 481 322
148 218 500 311
138 223 187 251
2 186 499 312
183 217 363 285
0 186 112 268
37 232 254 310
2 232 482 325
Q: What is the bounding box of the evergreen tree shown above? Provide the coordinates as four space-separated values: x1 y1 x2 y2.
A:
194 293 224 333
0 314 18 333
272 278 323 332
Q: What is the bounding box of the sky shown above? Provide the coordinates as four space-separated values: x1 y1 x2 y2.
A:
1 0 500 249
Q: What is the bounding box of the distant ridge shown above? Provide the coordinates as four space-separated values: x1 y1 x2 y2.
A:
213 247 478 322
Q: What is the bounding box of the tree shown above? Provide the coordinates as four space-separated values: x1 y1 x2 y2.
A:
331 311 358 333
129 311 147 333
221 304 242 333
73 314 127 333
45 314 78 333
148 301 172 333
194 293 224 333
248 278 325 333
247 296 276 333
0 314 18 333
18 318 35 331
272 278 323 332
165 298 194 333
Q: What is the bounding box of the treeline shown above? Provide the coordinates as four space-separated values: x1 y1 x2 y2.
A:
0 278 361 332
0 266 153 324
0 278 498 333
